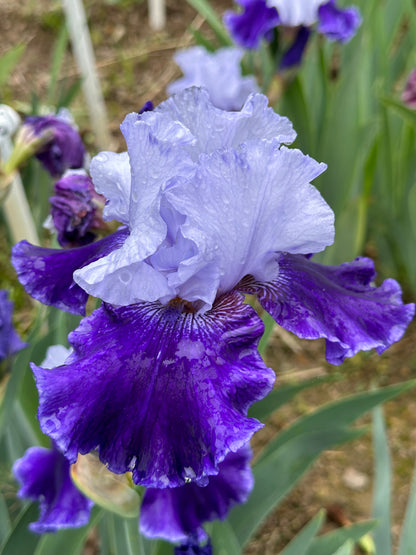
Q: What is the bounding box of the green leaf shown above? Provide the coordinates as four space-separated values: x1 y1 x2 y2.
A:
332 540 354 555
47 23 69 105
0 44 26 90
0 503 41 555
279 510 325 555
306 521 376 555
371 406 392 555
0 493 11 545
381 96 416 126
34 507 103 555
259 380 416 462
398 458 416 555
210 519 241 555
99 512 147 555
185 0 232 46
249 376 333 422
229 427 365 547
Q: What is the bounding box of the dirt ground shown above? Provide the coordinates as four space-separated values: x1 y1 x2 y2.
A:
1 1 416 553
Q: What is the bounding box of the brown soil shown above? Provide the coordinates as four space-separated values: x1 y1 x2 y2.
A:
1 1 415 553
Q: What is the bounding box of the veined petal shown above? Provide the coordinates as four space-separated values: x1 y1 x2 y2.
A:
166 141 333 307
140 444 253 542
32 291 274 487
12 228 129 315
13 444 92 533
240 254 415 365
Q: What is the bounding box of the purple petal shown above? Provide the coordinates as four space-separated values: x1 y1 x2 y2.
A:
280 26 311 69
0 290 27 361
317 0 362 43
140 444 253 542
32 291 274 487
240 254 415 365
11 228 129 315
13 444 92 533
224 0 280 49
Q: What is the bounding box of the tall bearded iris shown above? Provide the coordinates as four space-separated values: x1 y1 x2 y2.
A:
225 0 362 66
12 88 414 490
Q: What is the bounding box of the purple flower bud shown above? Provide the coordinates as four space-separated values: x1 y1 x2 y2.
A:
49 171 105 247
0 290 26 362
24 113 85 177
402 69 416 109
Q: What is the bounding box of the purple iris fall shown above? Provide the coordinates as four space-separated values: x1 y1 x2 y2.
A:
23 111 85 177
12 346 93 533
167 46 259 111
11 88 414 493
0 290 26 362
49 170 105 247
224 0 361 66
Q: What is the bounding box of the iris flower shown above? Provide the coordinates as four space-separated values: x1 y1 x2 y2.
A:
225 0 362 66
167 46 259 111
12 88 414 491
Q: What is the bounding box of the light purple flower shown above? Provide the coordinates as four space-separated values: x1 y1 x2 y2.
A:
402 68 416 109
49 170 105 247
167 46 259 111
0 290 26 362
12 88 414 490
23 111 85 177
140 444 253 542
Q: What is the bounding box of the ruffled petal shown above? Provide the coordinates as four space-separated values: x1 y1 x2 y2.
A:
155 89 296 155
240 254 415 365
166 141 333 307
12 228 129 315
32 291 274 487
13 444 92 533
140 444 253 542
224 0 280 49
75 90 297 307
